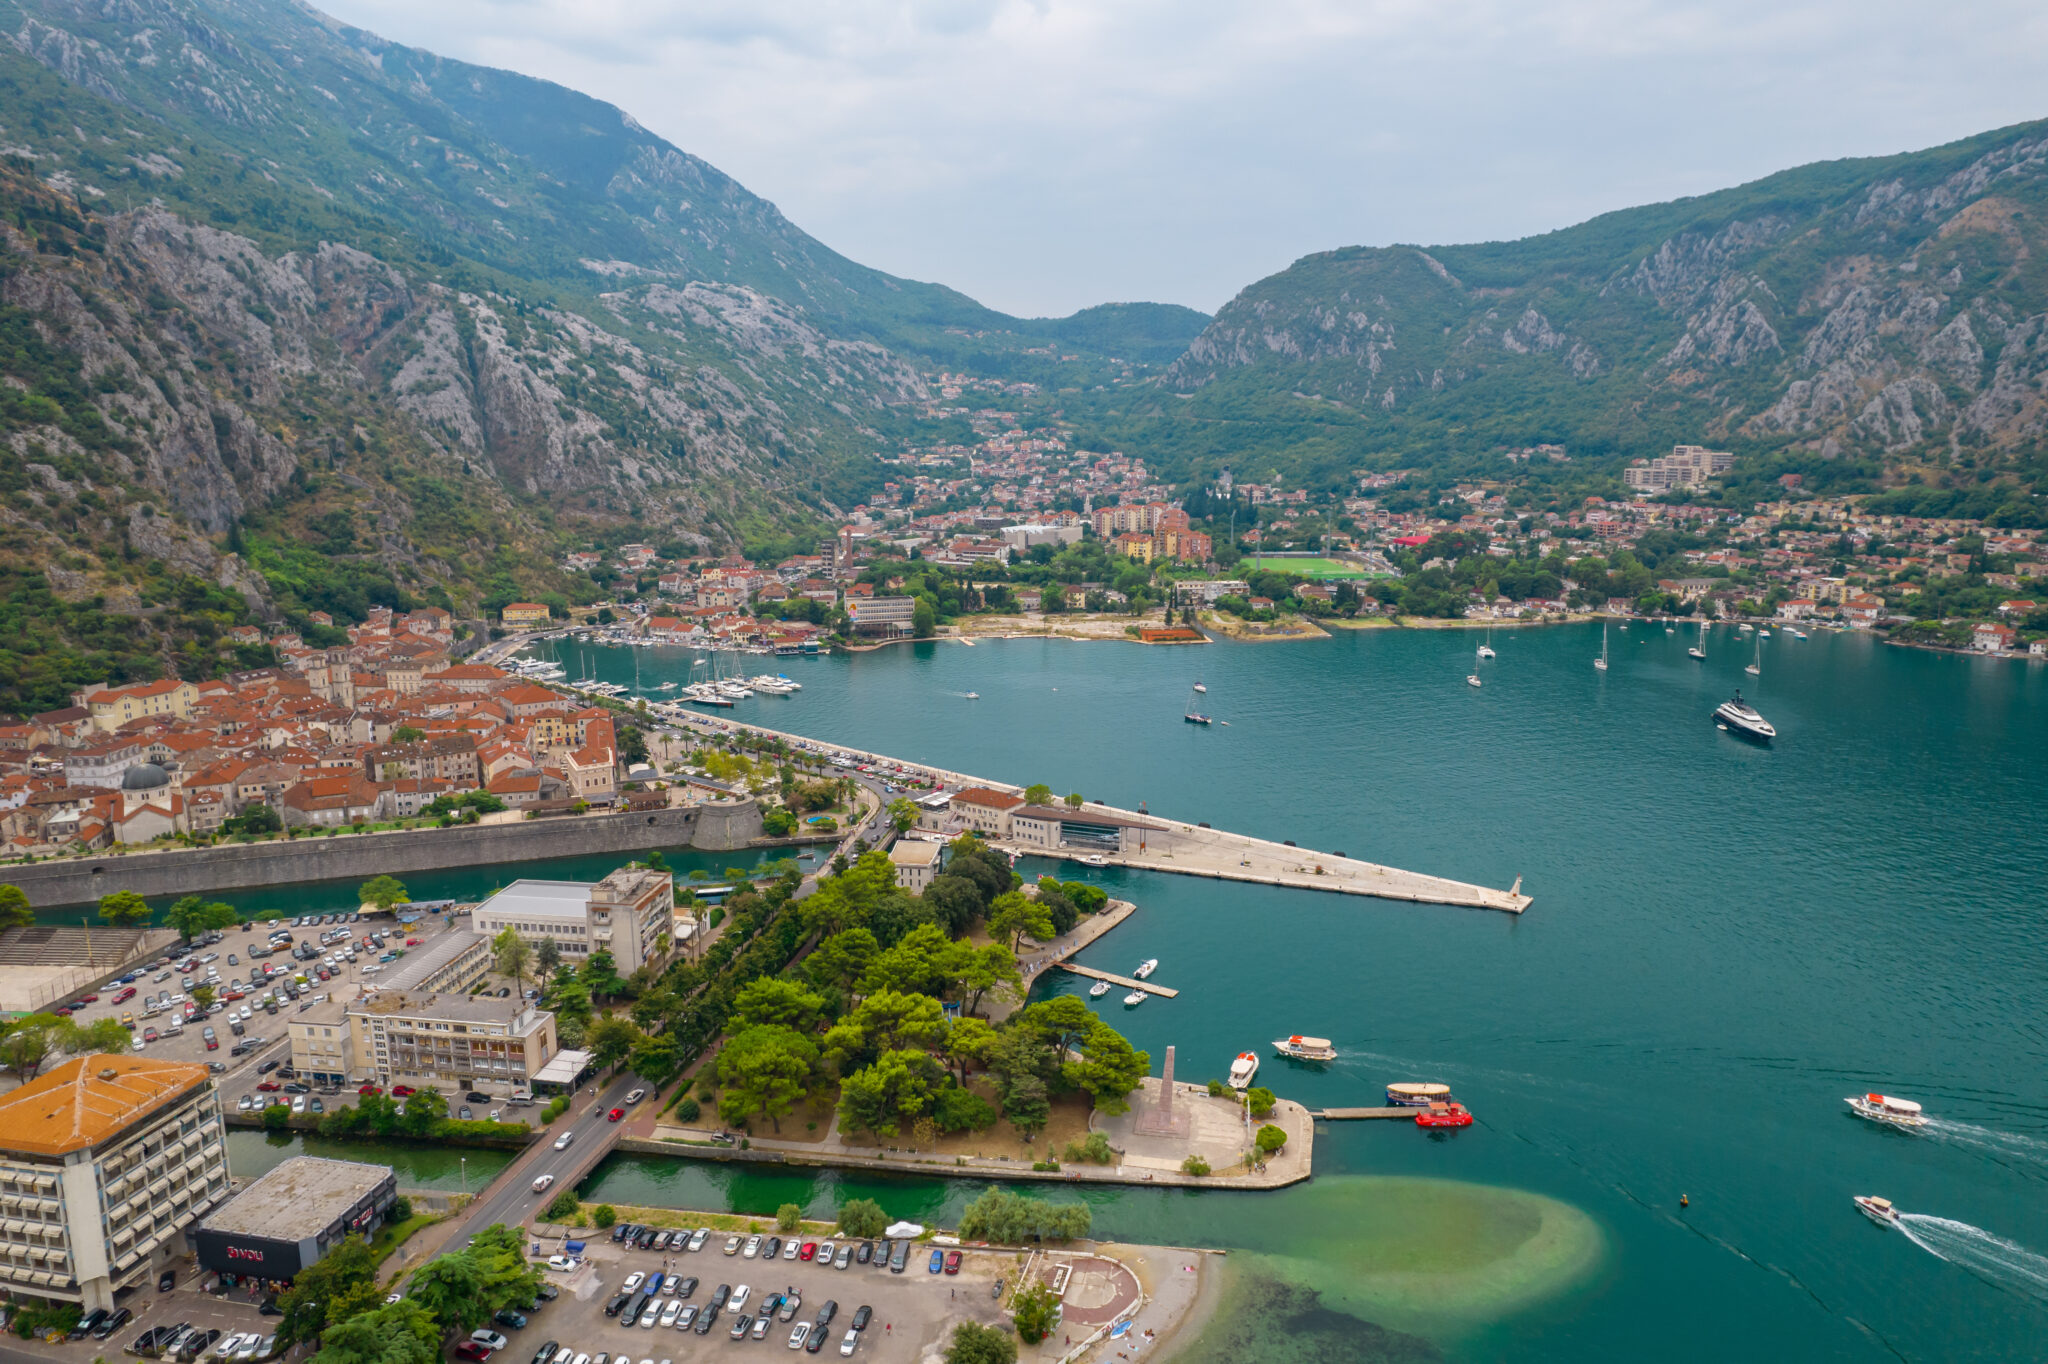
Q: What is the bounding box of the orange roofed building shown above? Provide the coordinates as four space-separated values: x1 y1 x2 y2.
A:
0 1054 228 1310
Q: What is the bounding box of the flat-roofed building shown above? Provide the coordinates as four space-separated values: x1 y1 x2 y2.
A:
1009 804 1151 855
372 929 491 995
846 595 916 638
472 865 675 975
0 1055 229 1310
327 991 560 1092
193 1156 396 1286
886 837 946 894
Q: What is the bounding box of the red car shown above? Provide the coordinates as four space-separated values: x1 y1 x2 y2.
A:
392 1085 416 1098
799 1242 817 1261
453 1344 492 1362
113 987 137 1004
359 1084 382 1095
257 1080 281 1092
944 1251 962 1275
77 993 99 1004
406 938 420 947
607 1107 625 1122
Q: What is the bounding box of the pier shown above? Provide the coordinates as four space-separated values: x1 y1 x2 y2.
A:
1312 1107 1416 1120
1054 963 1180 998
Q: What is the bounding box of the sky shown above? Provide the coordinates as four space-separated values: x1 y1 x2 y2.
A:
317 0 2048 319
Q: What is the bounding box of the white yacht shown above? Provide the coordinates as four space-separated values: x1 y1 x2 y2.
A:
1713 689 1776 742
1466 673 1482 688
1854 1195 1901 1227
1088 980 1111 998
1122 990 1147 1007
1132 959 1159 980
1228 1052 1260 1090
1476 627 1495 660
1846 1093 1927 1129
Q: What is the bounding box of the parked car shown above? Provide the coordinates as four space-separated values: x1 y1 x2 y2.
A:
944 1251 962 1275
786 1324 811 1351
835 1244 852 1270
743 1234 762 1258
927 1248 945 1275
470 1331 509 1353
493 1310 527 1330
453 1344 492 1362
545 1255 580 1272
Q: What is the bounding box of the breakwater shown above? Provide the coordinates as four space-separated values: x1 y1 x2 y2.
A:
7 798 763 908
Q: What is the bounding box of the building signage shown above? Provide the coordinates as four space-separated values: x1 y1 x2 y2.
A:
226 1246 265 1262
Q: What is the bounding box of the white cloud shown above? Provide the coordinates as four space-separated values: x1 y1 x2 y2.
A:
318 0 2048 316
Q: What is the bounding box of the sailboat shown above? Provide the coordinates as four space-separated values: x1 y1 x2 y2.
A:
1595 623 1609 671
1192 677 1207 694
1184 683 1214 725
1688 621 1707 660
1476 626 1495 660
1745 634 1761 676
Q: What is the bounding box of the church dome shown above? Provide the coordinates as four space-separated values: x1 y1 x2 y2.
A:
121 762 171 791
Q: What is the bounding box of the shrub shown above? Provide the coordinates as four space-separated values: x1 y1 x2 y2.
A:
1063 1132 1114 1165
934 1087 999 1133
1181 1155 1211 1176
1031 1160 1060 1173
1255 1123 1288 1154
1206 1079 1226 1098
1012 1282 1060 1344
262 1103 291 1130
675 1096 702 1123
591 1204 617 1228
389 1195 413 1221
776 1203 803 1232
836 1197 886 1239
544 1189 581 1221
943 1321 1018 1364
1245 1086 1276 1119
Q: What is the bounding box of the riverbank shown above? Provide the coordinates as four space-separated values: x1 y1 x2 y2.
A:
1197 610 1329 642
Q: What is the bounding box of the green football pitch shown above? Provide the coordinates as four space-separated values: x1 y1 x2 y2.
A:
1259 557 1373 578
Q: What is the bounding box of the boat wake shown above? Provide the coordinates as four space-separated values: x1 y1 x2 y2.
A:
1896 1214 2048 1304
1920 1117 2048 1166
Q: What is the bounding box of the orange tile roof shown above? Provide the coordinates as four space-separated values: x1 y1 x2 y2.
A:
0 1054 211 1156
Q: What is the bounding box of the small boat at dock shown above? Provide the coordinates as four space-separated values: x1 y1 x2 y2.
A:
1387 1082 1453 1107
1846 1093 1927 1128
1416 1101 1473 1129
1123 990 1147 1007
1088 980 1112 999
1229 1053 1260 1089
1854 1195 1900 1227
1273 1035 1337 1063
1132 959 1159 980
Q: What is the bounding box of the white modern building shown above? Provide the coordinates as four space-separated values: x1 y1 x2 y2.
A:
0 1055 230 1311
472 865 676 975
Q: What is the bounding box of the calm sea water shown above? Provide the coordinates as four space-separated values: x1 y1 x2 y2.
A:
542 625 2048 1362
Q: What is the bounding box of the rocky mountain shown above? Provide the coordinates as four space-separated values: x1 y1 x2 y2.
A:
0 0 1205 708
1109 120 2048 504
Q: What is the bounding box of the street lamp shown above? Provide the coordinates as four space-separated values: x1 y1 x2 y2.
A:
459 1156 467 1198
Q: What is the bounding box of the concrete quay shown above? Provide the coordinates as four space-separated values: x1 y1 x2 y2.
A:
667 711 1531 914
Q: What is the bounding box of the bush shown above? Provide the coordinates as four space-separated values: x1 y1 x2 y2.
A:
776 1203 803 1232
1181 1155 1211 1176
1245 1086 1276 1119
1030 1160 1060 1173
389 1195 413 1221
544 1189 581 1221
1063 1132 1114 1165
934 1086 999 1133
1012 1282 1060 1345
957 1186 1090 1243
836 1197 886 1239
1256 1123 1288 1154
1206 1078 1226 1098
262 1103 291 1130
944 1321 1018 1364
592 1205 617 1229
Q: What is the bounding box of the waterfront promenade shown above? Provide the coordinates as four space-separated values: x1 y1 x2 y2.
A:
662 707 1532 914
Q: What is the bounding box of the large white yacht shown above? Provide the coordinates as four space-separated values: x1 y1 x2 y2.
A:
1713 690 1776 742
1229 1052 1260 1090
1846 1093 1927 1129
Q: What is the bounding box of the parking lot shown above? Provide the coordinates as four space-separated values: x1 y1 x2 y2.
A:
40 910 533 1115
0 1273 283 1364
524 1224 1016 1364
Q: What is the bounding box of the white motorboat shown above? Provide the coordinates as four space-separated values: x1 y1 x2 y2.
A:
1713 689 1776 742
1132 959 1159 980
963 691 979 699
1088 980 1111 998
1758 628 1771 637
1229 1052 1260 1090
1273 1035 1337 1063
1466 674 1482 688
1789 628 1808 639
1846 1093 1927 1129
1123 990 1147 1007
1192 680 1206 693
1854 1195 1900 1227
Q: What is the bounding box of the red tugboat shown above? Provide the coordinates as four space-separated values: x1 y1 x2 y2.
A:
1415 1101 1474 1129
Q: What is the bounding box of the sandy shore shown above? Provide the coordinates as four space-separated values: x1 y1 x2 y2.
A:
1064 1243 1224 1364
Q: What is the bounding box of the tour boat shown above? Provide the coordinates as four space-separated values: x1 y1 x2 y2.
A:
1466 674 1482 688
1132 959 1159 980
1273 1035 1337 1063
1713 690 1776 742
1415 1102 1474 1129
1123 990 1147 1007
1229 1053 1260 1090
1387 1082 1453 1107
1088 980 1112 998
1854 1195 1900 1227
1846 1093 1928 1129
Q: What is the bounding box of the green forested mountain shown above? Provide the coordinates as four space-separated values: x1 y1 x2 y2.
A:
1079 121 2048 511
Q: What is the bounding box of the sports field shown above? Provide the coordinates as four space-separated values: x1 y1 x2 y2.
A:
1259 556 1375 579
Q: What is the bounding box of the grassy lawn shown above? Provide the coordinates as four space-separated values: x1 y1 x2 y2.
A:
544 1202 840 1237
1279 557 1374 579
369 1213 441 1266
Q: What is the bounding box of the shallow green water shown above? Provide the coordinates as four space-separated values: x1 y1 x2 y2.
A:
524 627 2048 1362
224 1128 514 1191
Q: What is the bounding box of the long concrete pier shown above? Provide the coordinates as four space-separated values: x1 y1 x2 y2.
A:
1313 1107 1416 1120
1055 963 1180 997
655 707 1531 914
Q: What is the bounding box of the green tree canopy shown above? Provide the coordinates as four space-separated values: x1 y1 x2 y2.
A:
1012 1281 1060 1344
1064 1022 1149 1115
885 797 920 835
310 1300 440 1364
716 1024 819 1132
96 890 150 928
804 927 879 996
491 927 533 993
164 896 239 941
987 891 1054 951
836 1197 887 1239
0 1014 67 1078
279 1240 379 1346
731 976 827 1031
836 1047 946 1139
944 1321 1019 1364
0 884 33 929
586 1016 644 1072
359 876 410 910
1022 783 1053 806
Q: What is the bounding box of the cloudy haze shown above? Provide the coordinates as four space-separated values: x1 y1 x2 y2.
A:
318 0 2048 318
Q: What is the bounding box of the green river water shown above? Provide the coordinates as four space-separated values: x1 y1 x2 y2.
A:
92 625 2048 1360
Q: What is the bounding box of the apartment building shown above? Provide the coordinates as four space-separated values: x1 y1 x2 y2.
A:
1623 445 1737 493
472 865 676 975
846 595 917 638
0 1056 230 1311
296 992 559 1091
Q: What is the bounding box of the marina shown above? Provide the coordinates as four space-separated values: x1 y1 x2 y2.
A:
1055 962 1180 998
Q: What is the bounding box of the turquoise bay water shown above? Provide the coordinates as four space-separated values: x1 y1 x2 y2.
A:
547 626 2047 1362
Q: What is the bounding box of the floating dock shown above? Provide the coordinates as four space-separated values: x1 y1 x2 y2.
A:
1055 963 1179 998
1311 1107 1416 1120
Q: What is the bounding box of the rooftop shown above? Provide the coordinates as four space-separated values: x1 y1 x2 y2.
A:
887 839 943 868
0 1054 211 1157
532 1048 592 1086
347 989 547 1031
473 880 592 922
376 928 484 992
200 1156 391 1240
